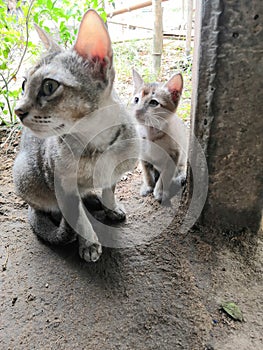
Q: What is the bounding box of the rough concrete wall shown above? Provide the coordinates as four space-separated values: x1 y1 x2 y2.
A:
189 0 263 233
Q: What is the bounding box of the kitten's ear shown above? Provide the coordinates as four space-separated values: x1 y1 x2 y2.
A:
34 24 62 53
74 10 112 64
132 69 144 91
164 73 183 102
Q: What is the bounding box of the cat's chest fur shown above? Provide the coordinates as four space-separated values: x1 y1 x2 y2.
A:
53 125 123 194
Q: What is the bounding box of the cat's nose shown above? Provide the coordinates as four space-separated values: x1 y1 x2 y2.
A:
15 108 29 121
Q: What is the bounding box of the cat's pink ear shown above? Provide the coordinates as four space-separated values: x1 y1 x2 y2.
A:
74 10 112 64
132 69 144 91
164 73 183 102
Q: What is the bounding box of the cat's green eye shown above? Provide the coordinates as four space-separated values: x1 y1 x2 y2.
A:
149 99 159 107
42 79 60 97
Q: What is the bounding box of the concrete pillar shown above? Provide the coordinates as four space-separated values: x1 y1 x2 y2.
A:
189 0 263 233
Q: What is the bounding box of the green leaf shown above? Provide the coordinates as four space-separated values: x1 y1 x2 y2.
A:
47 0 53 10
33 12 39 24
221 301 244 321
0 62 7 70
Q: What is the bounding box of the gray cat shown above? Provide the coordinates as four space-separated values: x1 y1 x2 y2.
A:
131 69 188 203
13 10 137 262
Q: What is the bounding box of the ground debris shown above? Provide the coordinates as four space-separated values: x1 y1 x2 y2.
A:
1 241 9 271
11 296 18 306
221 301 244 322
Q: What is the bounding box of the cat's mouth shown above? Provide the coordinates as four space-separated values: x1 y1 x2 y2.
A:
23 117 66 137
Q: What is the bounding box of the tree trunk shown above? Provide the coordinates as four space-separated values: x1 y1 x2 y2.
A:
187 0 263 234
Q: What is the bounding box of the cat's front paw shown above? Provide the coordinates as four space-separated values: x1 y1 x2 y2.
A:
79 240 102 262
105 204 126 222
140 184 154 197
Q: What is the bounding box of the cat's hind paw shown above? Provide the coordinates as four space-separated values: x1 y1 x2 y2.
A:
78 240 102 262
140 184 154 197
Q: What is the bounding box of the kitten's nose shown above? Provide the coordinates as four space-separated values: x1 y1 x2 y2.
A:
15 108 29 121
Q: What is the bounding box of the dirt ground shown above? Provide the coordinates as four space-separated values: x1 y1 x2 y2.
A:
0 128 262 350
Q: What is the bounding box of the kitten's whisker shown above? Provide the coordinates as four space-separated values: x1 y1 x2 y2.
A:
145 115 154 128
152 111 173 119
152 112 170 119
150 115 162 129
152 110 171 115
152 113 169 127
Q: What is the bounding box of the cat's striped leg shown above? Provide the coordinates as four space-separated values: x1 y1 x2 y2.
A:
57 178 102 262
66 197 102 262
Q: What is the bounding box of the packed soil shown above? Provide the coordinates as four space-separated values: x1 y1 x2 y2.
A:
0 128 262 350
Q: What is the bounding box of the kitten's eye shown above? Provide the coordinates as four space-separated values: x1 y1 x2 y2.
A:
149 99 159 107
42 79 60 97
134 96 139 104
21 79 26 94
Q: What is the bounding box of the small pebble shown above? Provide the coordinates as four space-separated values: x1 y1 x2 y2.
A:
11 297 18 306
27 294 36 302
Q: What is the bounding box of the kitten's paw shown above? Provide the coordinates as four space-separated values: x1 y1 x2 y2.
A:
79 241 102 262
105 204 126 222
140 184 154 197
153 188 170 205
169 174 187 197
176 173 187 187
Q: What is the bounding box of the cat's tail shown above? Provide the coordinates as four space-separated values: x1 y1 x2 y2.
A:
28 206 76 245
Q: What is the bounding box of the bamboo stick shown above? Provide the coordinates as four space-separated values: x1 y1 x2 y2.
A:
152 0 163 75
107 0 168 18
185 0 193 56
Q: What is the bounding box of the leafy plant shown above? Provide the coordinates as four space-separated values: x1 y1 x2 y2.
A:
32 0 108 47
0 0 33 125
